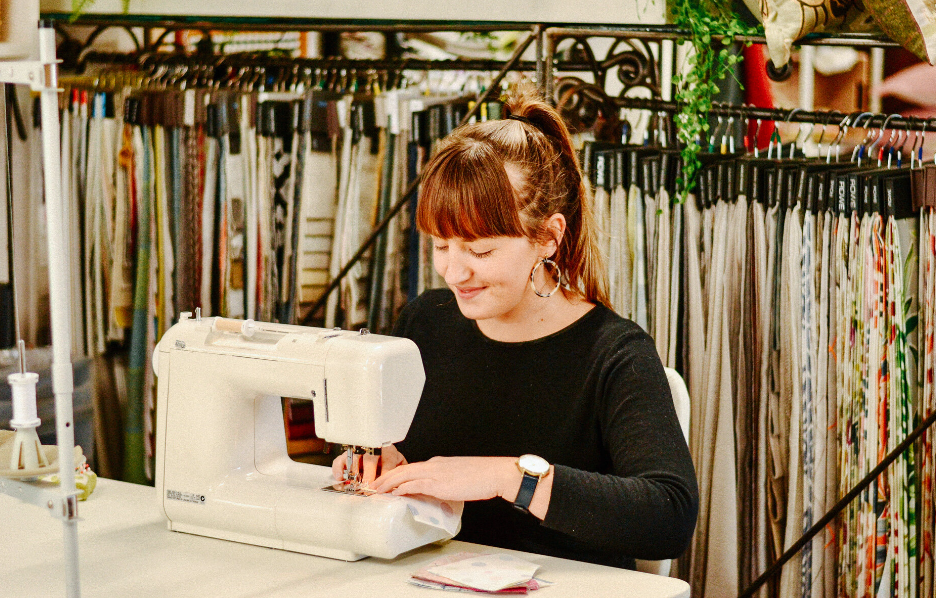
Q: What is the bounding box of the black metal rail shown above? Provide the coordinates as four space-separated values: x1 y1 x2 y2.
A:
614 96 936 131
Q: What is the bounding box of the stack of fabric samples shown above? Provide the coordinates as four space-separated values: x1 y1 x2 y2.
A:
409 552 553 594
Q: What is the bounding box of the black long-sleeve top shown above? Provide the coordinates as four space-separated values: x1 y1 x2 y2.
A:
393 289 699 570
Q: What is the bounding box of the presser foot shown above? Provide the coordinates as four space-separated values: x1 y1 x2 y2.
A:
322 481 377 496
340 445 382 494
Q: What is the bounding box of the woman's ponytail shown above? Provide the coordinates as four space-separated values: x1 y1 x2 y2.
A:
502 83 610 309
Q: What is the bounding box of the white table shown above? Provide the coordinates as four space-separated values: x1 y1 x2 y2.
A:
2 478 690 597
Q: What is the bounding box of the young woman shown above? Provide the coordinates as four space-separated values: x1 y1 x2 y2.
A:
333 85 698 570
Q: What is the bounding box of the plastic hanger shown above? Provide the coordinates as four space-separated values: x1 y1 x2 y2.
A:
869 114 897 167
849 112 874 164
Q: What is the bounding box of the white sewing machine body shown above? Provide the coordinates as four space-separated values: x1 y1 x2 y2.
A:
153 314 452 561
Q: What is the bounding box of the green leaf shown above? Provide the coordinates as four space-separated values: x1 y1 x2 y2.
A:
906 314 918 335
70 0 97 21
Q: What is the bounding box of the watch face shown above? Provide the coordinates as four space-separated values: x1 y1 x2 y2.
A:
518 454 549 476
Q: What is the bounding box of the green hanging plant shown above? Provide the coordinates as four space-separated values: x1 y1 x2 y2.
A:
669 0 759 202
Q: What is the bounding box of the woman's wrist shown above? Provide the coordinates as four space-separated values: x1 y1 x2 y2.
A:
498 457 554 520
499 457 524 502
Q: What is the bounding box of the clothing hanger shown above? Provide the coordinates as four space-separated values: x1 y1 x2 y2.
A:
791 121 811 160
827 113 852 164
918 119 927 168
895 118 912 158
887 124 906 169
819 112 854 216
738 105 752 155
752 115 763 158
852 114 895 215
767 118 782 160
781 108 802 160
849 112 874 165
855 114 894 217
815 112 833 162
769 109 812 211
739 111 781 206
708 110 724 153
873 114 900 168
910 118 922 169
723 114 736 155
864 115 888 167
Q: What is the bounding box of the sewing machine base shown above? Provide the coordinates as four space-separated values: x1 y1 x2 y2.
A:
159 472 455 561
167 521 366 561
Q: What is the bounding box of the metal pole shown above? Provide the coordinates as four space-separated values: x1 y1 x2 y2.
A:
38 20 81 598
540 26 899 48
800 46 816 112
870 47 885 113
2 85 20 348
115 52 577 73
544 29 556 105
303 30 538 323
44 16 537 34
660 39 674 102
535 24 545 93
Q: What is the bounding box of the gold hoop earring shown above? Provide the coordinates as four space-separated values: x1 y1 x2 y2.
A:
530 257 562 298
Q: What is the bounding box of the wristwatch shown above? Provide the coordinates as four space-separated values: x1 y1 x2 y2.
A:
513 454 550 514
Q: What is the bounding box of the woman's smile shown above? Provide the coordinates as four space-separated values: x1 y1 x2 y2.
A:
454 285 485 299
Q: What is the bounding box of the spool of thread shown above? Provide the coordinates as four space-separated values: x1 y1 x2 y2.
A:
213 317 257 337
8 372 40 429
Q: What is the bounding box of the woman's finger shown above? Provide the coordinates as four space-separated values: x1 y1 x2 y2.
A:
379 445 407 474
352 453 363 480
331 452 347 481
361 453 380 485
371 463 422 493
331 449 362 482
390 479 430 496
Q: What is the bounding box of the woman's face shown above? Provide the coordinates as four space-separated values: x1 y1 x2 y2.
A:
432 235 548 322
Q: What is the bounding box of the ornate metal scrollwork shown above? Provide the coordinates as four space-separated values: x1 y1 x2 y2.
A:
549 34 662 139
551 34 660 99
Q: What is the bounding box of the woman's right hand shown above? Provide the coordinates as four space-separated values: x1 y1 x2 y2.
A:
331 444 407 486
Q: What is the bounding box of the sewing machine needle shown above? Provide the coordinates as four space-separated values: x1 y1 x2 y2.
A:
344 447 354 485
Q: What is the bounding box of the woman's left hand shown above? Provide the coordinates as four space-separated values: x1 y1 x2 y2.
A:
369 456 520 502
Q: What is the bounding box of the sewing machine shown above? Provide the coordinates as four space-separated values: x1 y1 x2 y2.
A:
153 312 457 561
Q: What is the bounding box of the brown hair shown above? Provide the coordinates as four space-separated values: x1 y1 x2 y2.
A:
416 82 610 308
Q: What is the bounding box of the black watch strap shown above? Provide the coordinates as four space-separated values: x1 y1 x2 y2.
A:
513 472 539 514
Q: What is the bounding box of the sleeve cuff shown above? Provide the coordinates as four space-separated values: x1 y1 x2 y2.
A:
540 463 583 533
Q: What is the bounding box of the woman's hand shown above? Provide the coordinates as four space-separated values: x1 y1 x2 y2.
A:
369 456 520 503
331 444 408 486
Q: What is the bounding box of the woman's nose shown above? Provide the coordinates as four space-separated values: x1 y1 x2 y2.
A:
441 251 471 285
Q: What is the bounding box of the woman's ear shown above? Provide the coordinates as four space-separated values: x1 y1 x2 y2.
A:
542 213 567 258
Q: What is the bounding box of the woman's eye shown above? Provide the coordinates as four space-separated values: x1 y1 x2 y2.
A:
434 245 448 252
469 249 493 258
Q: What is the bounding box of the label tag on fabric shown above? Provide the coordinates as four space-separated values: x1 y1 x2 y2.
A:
183 90 196 127
374 95 387 132
337 97 351 130
387 90 400 135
